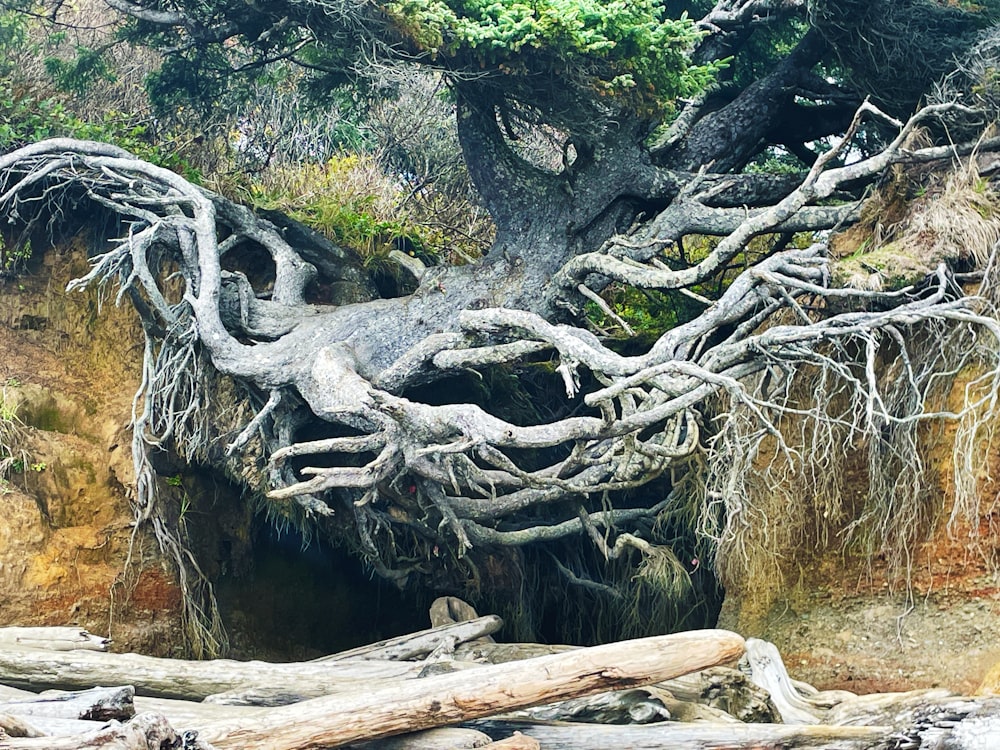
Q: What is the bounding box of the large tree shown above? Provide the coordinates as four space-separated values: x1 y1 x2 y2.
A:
4 0 1000 650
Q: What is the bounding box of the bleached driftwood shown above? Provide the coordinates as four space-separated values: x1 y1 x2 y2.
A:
314 616 502 662
478 733 538 750
454 641 777 723
194 630 745 750
0 713 42 739
501 687 672 724
743 638 855 724
0 645 425 700
467 720 891 750
0 686 134 722
0 712 211 749
350 727 494 749
0 629 109 653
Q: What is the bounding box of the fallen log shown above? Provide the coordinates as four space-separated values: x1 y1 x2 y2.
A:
0 645 425 700
0 629 109 653
195 629 745 750
0 716 116 738
350 727 494 749
744 638 836 724
0 689 33 703
658 666 779 722
313 616 502 663
0 712 211 750
501 687 672 724
0 686 134 722
469 719 892 750
0 713 42 739
454 642 777 723
479 733 538 750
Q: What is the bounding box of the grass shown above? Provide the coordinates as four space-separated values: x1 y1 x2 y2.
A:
0 379 28 490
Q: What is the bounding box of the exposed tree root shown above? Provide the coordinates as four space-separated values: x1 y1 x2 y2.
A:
3 95 1000 643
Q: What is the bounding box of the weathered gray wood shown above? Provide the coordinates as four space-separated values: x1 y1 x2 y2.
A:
469 720 893 750
454 641 573 664
196 629 746 750
133 695 261 726
502 687 672 724
0 713 42 739
0 686 134 721
478 733 538 750
0 630 109 653
744 638 830 724
0 645 425 700
827 688 957 726
351 727 493 749
0 688 34 703
203 660 485 706
1 716 116 738
453 642 778 723
658 665 780 723
0 712 210 749
314 616 503 662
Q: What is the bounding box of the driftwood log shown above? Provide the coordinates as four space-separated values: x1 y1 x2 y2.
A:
454 640 779 722
0 645 426 700
314 615 502 662
470 720 892 750
0 712 210 750
0 686 134 722
194 629 745 749
350 727 494 749
0 630 109 653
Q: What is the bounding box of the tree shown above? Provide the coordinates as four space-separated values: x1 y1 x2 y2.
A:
3 0 1000 650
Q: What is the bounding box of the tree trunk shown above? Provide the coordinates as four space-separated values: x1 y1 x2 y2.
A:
195 630 745 749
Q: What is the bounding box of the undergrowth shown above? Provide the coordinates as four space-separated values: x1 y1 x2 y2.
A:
0 379 28 491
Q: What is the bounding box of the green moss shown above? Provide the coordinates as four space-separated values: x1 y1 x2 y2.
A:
20 397 69 433
832 241 939 290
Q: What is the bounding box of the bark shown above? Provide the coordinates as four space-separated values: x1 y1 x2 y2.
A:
661 30 830 172
194 630 745 749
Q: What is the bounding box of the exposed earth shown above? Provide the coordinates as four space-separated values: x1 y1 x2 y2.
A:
757 527 1000 696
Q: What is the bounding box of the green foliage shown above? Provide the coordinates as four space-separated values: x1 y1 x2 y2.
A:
0 235 32 275
0 8 30 78
244 154 458 267
0 379 27 490
586 285 681 337
43 45 115 96
386 0 720 109
0 82 204 181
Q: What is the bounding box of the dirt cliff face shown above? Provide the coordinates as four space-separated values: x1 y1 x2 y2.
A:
0 238 187 655
719 366 1000 695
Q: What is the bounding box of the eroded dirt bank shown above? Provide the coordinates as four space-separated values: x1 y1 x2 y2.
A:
0 239 186 654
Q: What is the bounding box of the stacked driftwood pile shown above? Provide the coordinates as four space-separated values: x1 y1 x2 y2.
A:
0 598 998 750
